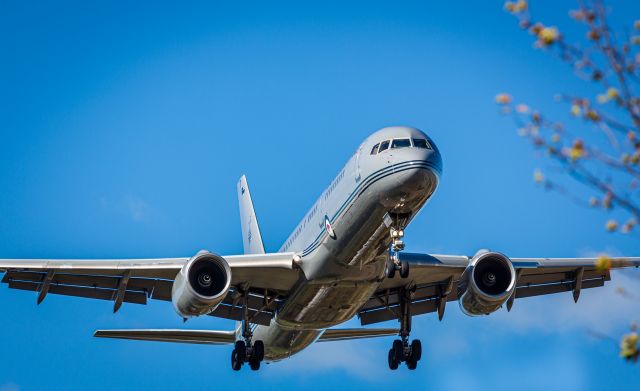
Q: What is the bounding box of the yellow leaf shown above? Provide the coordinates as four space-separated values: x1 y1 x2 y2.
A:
622 154 630 164
539 27 559 45
495 93 512 105
605 220 618 232
533 169 544 183
606 87 619 99
596 94 608 104
596 255 613 271
586 110 600 121
570 104 581 116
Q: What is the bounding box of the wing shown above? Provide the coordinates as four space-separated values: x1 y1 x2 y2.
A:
0 252 300 325
358 252 640 326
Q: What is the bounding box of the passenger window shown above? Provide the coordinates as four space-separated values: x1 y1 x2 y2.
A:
379 140 390 152
412 138 432 149
391 139 411 149
370 143 380 155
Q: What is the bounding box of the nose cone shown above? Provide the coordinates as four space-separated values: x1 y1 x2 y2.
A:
365 126 443 176
426 142 443 177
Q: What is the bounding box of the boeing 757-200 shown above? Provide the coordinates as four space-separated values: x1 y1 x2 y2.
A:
1 126 638 371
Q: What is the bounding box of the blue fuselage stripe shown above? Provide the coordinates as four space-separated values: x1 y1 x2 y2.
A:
298 159 440 256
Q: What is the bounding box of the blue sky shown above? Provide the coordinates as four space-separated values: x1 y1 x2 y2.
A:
1 1 640 390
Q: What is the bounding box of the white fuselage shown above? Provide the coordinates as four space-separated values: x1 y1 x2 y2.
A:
253 126 443 361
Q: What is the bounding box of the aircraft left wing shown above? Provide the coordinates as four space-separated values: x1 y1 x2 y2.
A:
0 252 300 325
358 252 640 326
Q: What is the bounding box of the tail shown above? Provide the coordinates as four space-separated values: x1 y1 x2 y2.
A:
237 175 266 255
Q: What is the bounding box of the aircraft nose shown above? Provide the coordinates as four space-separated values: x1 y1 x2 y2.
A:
387 145 442 177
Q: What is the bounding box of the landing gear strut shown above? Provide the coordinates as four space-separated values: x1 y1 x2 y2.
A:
231 290 265 371
385 214 410 279
388 287 422 370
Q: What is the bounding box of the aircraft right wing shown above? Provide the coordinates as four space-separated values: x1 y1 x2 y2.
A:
0 252 301 326
358 252 640 326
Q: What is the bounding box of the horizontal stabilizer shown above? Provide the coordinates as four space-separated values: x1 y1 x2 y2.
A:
318 328 399 342
94 329 236 345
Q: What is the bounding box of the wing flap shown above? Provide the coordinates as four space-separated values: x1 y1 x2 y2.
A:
515 275 606 299
94 329 236 345
7 280 148 305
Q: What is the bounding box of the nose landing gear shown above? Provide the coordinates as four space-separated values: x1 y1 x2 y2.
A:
385 227 410 279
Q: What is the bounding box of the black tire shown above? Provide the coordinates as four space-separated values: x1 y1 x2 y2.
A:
385 258 396 279
411 339 422 362
253 340 265 362
406 358 418 370
231 350 242 371
400 260 409 279
392 339 404 362
249 358 261 371
388 349 398 370
235 340 247 362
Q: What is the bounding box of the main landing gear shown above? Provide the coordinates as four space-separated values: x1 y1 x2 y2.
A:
231 339 264 371
388 287 422 370
231 291 265 371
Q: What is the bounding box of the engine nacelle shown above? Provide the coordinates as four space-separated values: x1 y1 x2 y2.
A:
172 251 231 318
457 251 516 316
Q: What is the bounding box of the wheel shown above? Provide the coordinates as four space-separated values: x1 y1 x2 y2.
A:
410 339 422 362
231 350 242 371
385 258 396 279
392 339 404 362
234 340 247 362
406 358 418 370
387 349 398 370
249 357 261 371
253 340 265 362
400 260 409 279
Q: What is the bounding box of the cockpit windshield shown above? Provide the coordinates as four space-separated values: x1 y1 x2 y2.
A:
391 139 411 149
412 138 432 149
370 137 431 155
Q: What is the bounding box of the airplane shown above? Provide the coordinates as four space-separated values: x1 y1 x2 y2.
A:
1 125 639 371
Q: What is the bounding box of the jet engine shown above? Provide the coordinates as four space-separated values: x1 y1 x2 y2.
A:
172 251 231 318
457 251 516 316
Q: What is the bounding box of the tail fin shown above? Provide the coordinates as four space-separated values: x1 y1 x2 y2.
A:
237 175 266 254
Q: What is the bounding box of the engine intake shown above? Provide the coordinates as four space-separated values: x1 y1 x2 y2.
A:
172 251 231 318
457 251 516 316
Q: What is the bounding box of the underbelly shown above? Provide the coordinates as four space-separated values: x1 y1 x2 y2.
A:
253 325 322 361
275 280 380 329
254 280 380 361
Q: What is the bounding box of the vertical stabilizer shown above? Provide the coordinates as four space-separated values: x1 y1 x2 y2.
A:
237 175 266 254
